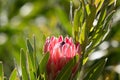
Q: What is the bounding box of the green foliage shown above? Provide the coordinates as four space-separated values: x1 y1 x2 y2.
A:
7 37 50 80
0 0 120 80
83 58 107 80
73 0 116 53
38 52 49 80
9 69 18 80
26 39 36 80
73 8 81 42
27 39 34 54
20 49 29 80
0 62 4 80
72 0 119 79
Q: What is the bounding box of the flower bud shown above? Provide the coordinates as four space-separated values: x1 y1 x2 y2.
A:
44 35 81 79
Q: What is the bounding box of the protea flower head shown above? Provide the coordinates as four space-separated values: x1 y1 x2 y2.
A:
44 35 81 79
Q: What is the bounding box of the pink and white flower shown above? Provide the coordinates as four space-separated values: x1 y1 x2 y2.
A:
44 35 81 79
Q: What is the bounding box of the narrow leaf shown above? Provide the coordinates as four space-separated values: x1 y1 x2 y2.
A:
26 38 35 75
39 52 49 74
9 68 18 80
79 22 87 49
0 62 3 80
86 4 91 15
27 51 36 80
103 10 115 30
27 38 33 54
86 4 96 32
97 8 107 28
20 49 28 80
73 8 81 42
96 0 104 13
83 58 107 80
95 0 101 7
108 0 115 5
86 31 105 57
89 59 107 80
33 35 37 74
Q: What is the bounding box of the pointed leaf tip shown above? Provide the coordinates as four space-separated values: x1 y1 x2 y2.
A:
27 38 34 54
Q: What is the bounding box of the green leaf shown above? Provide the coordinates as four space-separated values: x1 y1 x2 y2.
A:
103 10 115 30
86 30 105 57
86 4 96 32
79 22 87 49
83 57 88 65
20 49 29 80
86 10 114 56
9 68 18 80
27 38 34 54
89 7 107 40
95 0 101 7
0 62 4 80
81 0 88 18
96 0 104 13
26 38 36 76
33 35 37 74
83 58 107 80
37 52 49 80
73 8 81 42
39 52 49 74
27 51 36 80
108 0 115 5
86 4 91 15
96 8 107 29
55 55 79 80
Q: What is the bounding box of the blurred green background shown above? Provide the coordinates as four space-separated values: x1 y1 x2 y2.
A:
0 0 120 79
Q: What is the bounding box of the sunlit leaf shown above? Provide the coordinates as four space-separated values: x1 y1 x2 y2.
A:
86 4 96 32
79 22 87 49
73 8 81 42
83 57 88 65
108 0 115 5
86 4 91 15
96 0 104 13
97 8 107 27
9 69 19 80
95 0 101 7
80 0 88 17
89 7 106 39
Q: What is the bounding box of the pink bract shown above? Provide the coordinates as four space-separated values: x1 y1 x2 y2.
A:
44 35 81 79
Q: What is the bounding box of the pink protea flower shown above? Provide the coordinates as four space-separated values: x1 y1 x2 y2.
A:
44 35 81 79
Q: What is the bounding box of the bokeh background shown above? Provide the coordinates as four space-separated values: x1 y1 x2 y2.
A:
0 0 120 79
